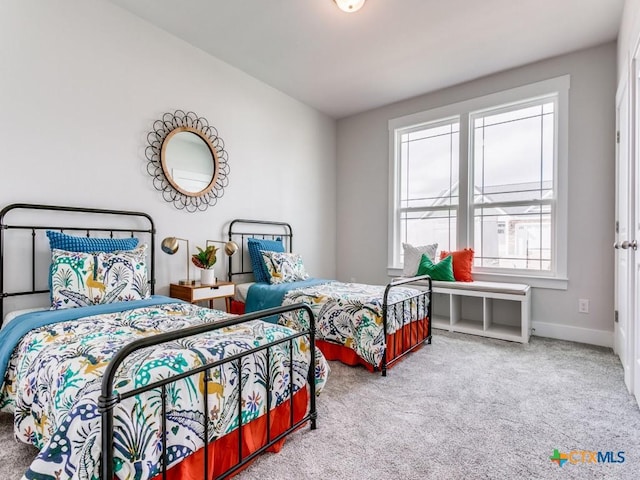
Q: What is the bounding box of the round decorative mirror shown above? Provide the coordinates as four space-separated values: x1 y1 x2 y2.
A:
146 110 229 212
162 128 216 196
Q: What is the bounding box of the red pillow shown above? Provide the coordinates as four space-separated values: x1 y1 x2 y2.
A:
439 249 474 282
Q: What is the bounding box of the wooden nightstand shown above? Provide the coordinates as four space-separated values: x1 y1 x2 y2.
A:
170 281 235 312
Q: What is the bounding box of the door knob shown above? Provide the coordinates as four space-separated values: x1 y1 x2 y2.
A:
614 242 620 249
620 240 638 250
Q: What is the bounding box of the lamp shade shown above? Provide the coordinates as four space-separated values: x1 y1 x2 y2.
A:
161 236 180 254
207 239 239 257
223 241 239 256
334 0 365 13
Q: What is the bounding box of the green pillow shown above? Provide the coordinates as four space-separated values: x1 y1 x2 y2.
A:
416 253 455 281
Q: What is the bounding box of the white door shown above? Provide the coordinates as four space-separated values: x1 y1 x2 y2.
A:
615 79 633 393
633 58 640 408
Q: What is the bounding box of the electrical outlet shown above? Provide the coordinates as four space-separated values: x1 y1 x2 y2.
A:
578 299 589 314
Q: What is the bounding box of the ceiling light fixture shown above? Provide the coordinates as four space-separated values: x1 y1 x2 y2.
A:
334 0 366 13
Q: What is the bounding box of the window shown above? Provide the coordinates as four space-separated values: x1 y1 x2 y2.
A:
389 76 569 288
471 99 555 271
398 119 459 264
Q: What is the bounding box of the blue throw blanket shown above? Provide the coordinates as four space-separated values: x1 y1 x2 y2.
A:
0 295 178 382
245 279 331 321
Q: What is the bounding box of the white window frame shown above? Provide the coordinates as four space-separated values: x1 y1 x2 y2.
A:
388 75 570 289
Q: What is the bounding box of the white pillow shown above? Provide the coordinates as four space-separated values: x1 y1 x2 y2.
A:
402 242 438 276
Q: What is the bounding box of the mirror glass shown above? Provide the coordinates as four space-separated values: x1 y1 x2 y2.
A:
163 131 215 194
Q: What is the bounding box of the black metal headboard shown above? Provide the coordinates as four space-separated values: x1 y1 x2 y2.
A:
0 203 156 324
227 219 292 283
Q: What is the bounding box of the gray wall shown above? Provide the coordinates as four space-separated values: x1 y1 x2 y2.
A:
0 0 337 306
336 42 617 346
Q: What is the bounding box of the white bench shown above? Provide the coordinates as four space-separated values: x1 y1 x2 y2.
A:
411 279 531 343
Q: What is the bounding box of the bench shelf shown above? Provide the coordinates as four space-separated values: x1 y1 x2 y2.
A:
430 281 531 343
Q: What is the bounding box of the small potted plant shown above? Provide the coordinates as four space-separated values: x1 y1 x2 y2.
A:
192 245 218 285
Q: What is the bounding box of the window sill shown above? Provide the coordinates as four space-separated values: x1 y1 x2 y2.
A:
387 267 568 290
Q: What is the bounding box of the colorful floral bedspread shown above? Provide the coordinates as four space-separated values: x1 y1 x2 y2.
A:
278 282 428 367
0 302 328 480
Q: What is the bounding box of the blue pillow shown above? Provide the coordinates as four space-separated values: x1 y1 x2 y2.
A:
46 230 139 253
247 238 284 283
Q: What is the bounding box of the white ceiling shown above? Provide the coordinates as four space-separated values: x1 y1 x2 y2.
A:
109 0 624 119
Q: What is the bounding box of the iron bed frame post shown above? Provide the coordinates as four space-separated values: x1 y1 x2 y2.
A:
98 302 317 480
308 302 317 430
381 274 432 376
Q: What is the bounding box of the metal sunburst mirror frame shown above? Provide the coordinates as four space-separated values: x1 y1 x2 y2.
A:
145 110 229 213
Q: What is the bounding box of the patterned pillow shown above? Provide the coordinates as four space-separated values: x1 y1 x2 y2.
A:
247 238 284 283
46 230 139 253
50 244 150 310
260 251 309 285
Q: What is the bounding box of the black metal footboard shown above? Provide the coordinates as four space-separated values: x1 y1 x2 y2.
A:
380 275 432 376
99 303 317 480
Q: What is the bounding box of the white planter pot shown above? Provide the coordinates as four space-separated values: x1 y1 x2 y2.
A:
200 268 216 285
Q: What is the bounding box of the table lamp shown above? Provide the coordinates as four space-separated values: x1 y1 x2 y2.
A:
161 236 195 285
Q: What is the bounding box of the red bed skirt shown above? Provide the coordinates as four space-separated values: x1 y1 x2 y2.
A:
150 386 309 480
229 299 246 315
317 316 430 372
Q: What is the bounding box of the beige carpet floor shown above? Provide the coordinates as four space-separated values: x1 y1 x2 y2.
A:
2 330 640 479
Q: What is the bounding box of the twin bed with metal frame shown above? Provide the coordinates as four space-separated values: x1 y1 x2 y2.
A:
0 204 325 480
226 219 433 376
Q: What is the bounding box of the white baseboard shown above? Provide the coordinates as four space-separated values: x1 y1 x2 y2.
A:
531 321 614 348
